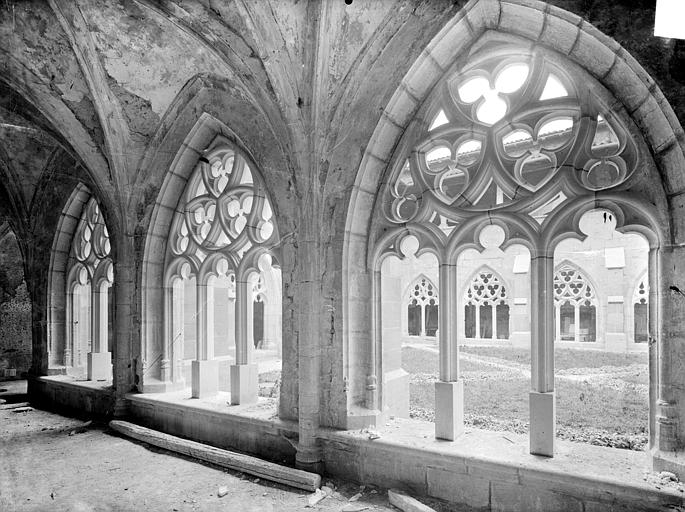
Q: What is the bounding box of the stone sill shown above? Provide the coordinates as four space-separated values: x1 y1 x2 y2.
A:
37 375 113 392
318 417 683 508
126 390 297 432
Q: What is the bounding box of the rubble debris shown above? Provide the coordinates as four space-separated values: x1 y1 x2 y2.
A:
306 488 326 507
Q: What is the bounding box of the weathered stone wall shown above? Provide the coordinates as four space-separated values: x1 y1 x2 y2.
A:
0 230 31 378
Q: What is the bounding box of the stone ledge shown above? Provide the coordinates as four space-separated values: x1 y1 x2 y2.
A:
318 418 684 512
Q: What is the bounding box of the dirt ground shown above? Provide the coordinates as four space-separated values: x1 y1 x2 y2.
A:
0 381 450 512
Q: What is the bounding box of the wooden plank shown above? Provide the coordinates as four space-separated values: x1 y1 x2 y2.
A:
109 420 320 491
1 402 31 410
388 489 436 512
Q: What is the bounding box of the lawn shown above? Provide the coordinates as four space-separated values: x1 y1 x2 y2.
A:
402 346 649 450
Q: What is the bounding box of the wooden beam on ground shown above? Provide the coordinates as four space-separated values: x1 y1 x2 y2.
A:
109 420 321 491
0 402 31 410
388 489 436 512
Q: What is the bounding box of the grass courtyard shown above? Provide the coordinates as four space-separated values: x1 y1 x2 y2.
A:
402 344 649 450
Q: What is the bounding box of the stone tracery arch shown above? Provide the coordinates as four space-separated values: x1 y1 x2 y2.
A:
463 267 510 341
344 0 681 462
48 185 114 380
553 261 598 343
405 274 439 338
141 113 283 407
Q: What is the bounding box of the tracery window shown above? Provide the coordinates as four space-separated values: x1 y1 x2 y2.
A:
406 276 439 337
463 270 509 340
553 265 597 342
633 276 649 343
165 140 280 400
66 197 113 379
372 42 645 452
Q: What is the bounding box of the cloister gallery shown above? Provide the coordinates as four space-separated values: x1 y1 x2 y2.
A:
1 0 685 510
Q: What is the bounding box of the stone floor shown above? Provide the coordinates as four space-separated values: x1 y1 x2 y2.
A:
0 381 458 512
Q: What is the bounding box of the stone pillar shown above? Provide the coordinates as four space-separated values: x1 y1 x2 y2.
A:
192 280 218 398
87 282 112 381
652 246 685 477
230 275 258 404
112 243 137 417
367 268 382 411
529 253 555 457
435 260 464 441
380 262 408 418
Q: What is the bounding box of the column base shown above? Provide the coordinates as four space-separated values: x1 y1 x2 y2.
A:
652 448 685 480
530 390 555 457
87 352 112 381
191 360 219 399
230 363 258 404
435 380 464 441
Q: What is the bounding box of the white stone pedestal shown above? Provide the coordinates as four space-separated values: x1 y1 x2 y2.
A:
87 352 112 381
435 380 464 441
530 390 555 456
230 363 258 404
191 360 219 398
384 368 410 419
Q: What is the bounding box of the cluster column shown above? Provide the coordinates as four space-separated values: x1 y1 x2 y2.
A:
191 281 218 398
87 280 112 381
231 275 258 404
435 259 464 440
529 252 556 456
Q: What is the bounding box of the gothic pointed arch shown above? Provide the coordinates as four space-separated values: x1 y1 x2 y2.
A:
405 274 439 338
140 113 285 409
462 267 510 341
553 261 598 343
47 184 114 379
343 0 678 456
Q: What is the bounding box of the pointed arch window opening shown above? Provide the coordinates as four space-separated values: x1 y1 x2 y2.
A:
553 265 598 343
463 270 510 341
65 197 114 379
164 141 281 399
371 43 646 454
406 276 439 338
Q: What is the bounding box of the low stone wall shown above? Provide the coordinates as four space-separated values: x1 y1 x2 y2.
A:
126 393 298 465
318 429 683 512
28 376 115 417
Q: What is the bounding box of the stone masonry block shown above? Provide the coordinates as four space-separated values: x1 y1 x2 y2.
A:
491 482 583 512
634 96 677 156
601 55 651 114
191 359 219 399
499 2 546 42
530 390 555 456
539 11 579 55
427 19 473 72
570 29 616 79
384 85 420 129
426 467 490 509
356 153 388 198
402 53 444 102
347 186 377 235
656 146 685 196
466 0 501 33
435 380 464 441
467 460 520 484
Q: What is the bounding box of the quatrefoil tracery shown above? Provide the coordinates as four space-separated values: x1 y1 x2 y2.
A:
384 50 638 226
167 145 277 271
72 197 111 278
